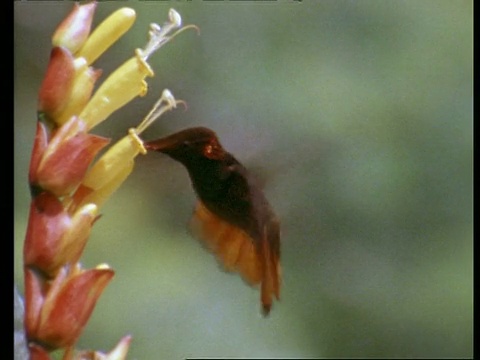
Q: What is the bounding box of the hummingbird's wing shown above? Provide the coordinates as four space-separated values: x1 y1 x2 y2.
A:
190 201 262 284
189 201 281 315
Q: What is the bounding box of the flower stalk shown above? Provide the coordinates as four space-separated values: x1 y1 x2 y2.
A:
22 3 196 359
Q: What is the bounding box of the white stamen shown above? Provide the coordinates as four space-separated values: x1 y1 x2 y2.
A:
169 9 182 28
139 8 199 61
134 89 186 135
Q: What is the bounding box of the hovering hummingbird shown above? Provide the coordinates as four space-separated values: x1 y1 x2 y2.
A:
144 127 281 316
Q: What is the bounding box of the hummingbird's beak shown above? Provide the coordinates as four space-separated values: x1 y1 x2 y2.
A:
144 127 217 154
144 133 181 153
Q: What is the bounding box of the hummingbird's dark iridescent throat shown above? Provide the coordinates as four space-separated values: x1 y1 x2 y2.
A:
144 127 281 316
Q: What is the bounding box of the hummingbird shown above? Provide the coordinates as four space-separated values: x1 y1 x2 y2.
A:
144 127 281 316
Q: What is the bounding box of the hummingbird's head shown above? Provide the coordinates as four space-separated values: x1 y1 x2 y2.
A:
144 127 227 165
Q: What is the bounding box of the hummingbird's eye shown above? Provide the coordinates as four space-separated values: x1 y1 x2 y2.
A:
203 141 221 159
204 144 214 155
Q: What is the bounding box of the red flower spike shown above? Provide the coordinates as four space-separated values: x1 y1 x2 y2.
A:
38 47 76 122
52 2 97 54
36 267 114 349
33 116 110 197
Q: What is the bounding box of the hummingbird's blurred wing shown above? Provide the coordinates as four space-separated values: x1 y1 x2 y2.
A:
190 201 281 315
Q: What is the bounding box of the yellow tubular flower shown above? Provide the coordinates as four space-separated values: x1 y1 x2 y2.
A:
77 8 137 65
79 8 198 131
82 132 143 192
79 53 153 131
78 157 135 210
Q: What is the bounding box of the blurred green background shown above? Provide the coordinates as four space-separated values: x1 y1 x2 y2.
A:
14 1 472 358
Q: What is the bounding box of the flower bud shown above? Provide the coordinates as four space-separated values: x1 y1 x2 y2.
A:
52 2 97 54
77 7 136 65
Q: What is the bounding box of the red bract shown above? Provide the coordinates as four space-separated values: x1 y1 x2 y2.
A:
37 47 76 121
24 193 70 277
25 266 114 350
30 116 110 197
23 192 97 278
